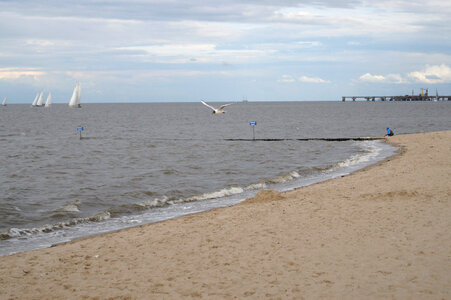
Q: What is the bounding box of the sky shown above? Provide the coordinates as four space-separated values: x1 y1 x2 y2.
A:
0 0 450 103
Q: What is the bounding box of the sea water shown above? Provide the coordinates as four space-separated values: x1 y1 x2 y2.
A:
0 101 450 256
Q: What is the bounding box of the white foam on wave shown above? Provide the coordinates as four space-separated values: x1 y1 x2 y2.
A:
60 204 80 212
55 200 80 213
136 196 169 208
0 211 111 240
334 141 381 169
1 227 22 239
267 170 300 184
186 186 245 202
245 182 267 190
124 187 247 212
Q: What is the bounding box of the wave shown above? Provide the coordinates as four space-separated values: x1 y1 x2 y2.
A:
54 200 80 213
245 182 266 190
267 170 300 184
0 167 333 241
108 196 170 214
0 141 386 242
334 141 381 169
0 211 110 240
185 186 245 202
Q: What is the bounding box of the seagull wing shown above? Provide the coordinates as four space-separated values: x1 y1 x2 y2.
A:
218 103 233 110
200 100 217 111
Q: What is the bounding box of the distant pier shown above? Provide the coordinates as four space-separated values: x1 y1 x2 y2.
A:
342 95 450 102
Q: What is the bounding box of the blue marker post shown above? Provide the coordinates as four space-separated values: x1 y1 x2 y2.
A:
77 126 84 140
249 121 257 140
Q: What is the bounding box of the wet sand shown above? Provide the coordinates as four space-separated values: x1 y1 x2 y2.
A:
0 130 450 299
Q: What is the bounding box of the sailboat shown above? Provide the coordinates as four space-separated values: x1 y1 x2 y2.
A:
1 97 6 106
45 92 52 107
36 91 44 107
31 92 39 107
435 89 439 101
68 83 81 108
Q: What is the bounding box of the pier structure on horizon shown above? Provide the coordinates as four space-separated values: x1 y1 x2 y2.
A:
344 88 451 102
342 95 450 102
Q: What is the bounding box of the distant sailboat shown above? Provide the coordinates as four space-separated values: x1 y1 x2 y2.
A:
1 97 6 106
68 83 81 108
36 91 44 107
31 92 39 107
45 92 52 107
435 89 439 101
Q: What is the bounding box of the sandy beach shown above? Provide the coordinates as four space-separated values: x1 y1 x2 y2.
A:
0 130 450 299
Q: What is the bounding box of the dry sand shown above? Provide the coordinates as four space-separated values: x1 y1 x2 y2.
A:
0 130 450 299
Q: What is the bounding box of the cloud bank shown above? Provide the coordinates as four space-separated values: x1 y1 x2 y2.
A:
0 0 450 102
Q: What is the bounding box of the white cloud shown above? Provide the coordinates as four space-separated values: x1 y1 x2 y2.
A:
359 73 385 82
278 74 330 83
120 44 216 56
26 39 55 47
296 41 322 48
277 74 295 83
298 75 329 83
385 74 406 84
358 73 401 83
359 64 451 84
268 6 425 38
118 43 275 64
408 64 451 83
0 67 45 80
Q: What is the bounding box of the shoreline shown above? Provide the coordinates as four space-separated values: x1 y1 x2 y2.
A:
58 137 397 248
1 130 450 299
0 138 396 257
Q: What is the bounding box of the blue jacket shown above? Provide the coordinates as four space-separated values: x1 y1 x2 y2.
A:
386 128 393 136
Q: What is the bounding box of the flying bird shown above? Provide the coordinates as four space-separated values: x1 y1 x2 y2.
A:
200 100 233 114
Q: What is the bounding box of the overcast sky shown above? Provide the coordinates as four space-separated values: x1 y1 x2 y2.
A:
1 0 450 103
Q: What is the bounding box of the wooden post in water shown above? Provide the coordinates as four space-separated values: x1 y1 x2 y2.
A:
249 121 257 140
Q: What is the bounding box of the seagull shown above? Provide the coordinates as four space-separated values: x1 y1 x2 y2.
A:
200 100 233 114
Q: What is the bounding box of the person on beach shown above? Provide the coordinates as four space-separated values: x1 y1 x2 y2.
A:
386 127 394 136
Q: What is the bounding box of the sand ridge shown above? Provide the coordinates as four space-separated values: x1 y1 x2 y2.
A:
0 131 450 299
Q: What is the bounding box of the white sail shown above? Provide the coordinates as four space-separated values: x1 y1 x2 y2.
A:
1 97 6 106
31 93 39 106
68 85 77 107
68 83 81 108
45 92 52 107
76 84 81 106
36 91 44 106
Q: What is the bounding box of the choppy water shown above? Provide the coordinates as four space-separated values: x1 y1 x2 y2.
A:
1 101 450 256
